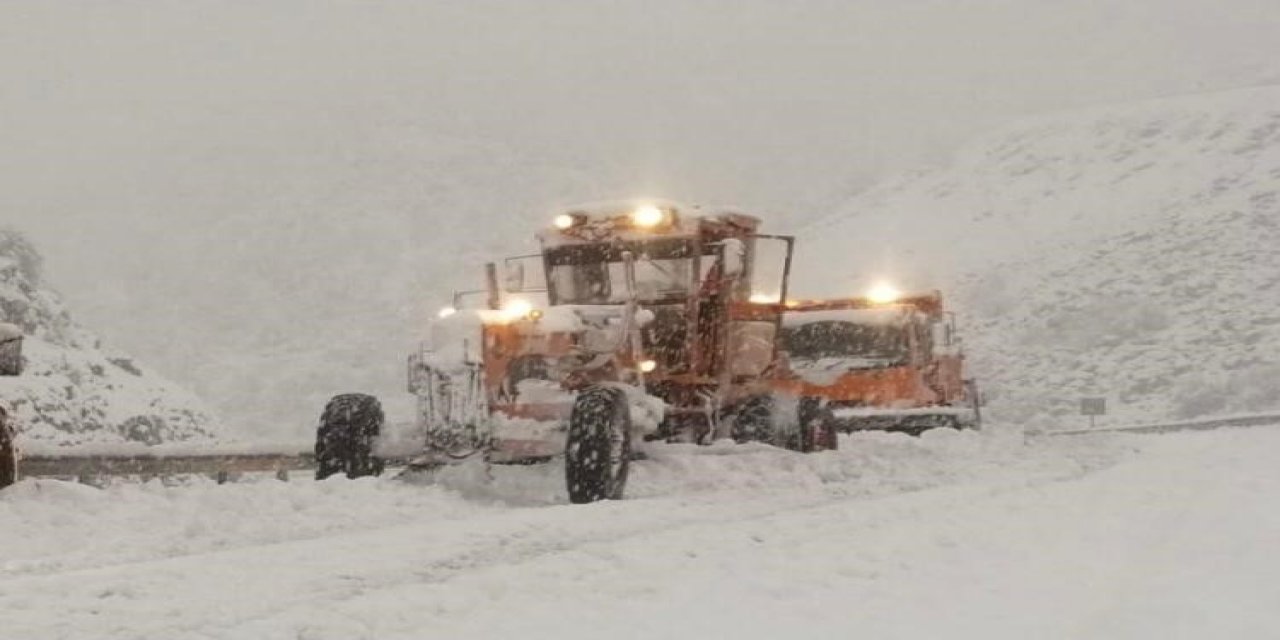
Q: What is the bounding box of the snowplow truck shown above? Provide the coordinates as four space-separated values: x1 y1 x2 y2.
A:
1 323 24 489
778 295 980 435
317 201 977 502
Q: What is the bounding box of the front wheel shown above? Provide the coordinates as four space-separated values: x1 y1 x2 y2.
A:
315 393 385 480
565 386 632 504
731 395 774 444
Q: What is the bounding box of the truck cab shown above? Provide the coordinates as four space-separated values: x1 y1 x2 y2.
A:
777 293 978 433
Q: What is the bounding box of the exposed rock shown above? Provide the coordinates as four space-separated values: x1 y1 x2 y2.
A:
0 226 219 448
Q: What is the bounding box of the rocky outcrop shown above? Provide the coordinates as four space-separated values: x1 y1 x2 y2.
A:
0 226 219 448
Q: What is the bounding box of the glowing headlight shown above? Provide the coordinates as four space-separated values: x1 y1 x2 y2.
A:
867 282 902 304
631 205 666 228
501 298 534 320
437 306 458 319
553 214 576 230
638 359 658 373
749 293 780 304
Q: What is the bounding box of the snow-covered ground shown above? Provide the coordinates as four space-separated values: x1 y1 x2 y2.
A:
3 425 1277 639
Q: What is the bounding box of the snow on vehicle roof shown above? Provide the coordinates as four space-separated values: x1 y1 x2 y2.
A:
557 198 697 218
555 198 751 219
538 199 760 247
782 307 908 327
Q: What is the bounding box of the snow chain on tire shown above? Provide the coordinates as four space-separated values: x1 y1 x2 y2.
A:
315 393 385 480
565 386 632 504
731 395 774 444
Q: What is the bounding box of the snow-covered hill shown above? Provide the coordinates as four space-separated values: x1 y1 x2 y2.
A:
796 85 1280 429
0 228 218 447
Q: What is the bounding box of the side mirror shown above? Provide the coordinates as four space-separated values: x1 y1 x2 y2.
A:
0 323 22 376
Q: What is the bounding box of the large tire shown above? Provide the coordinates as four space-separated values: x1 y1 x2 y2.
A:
798 397 838 453
565 386 632 504
731 395 774 444
315 393 385 480
732 395 837 453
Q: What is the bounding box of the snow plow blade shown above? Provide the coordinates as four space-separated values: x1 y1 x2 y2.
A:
829 406 980 436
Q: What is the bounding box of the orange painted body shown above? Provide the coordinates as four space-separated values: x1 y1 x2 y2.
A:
411 204 977 461
770 293 974 418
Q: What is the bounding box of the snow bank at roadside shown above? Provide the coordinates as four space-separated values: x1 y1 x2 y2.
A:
396 424 1119 507
0 427 1127 578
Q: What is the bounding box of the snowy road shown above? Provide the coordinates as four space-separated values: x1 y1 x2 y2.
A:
2 427 1277 639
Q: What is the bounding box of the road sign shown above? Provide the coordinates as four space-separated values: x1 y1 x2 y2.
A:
1081 397 1106 429
1081 398 1107 416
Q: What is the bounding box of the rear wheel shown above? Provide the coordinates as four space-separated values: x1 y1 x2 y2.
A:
731 396 774 444
315 393 385 480
565 386 632 504
798 397 838 452
732 395 837 452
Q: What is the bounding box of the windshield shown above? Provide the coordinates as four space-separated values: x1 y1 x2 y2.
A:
545 238 712 304
781 321 908 368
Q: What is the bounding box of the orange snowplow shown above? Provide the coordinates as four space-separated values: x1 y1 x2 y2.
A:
775 293 980 435
317 201 979 502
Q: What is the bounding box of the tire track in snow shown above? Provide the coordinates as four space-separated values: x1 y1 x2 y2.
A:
1 432 1124 638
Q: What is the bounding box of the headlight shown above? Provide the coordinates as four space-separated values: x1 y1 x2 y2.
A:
553 214 577 230
631 205 666 228
866 282 902 304
437 306 458 319
501 298 534 320
638 359 658 373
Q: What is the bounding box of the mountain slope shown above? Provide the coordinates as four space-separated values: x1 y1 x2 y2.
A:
796 85 1280 428
0 227 218 447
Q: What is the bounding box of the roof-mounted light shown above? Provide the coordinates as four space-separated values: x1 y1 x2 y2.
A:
553 214 578 230
631 205 667 228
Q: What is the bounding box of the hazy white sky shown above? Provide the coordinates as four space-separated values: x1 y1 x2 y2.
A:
3 0 1278 431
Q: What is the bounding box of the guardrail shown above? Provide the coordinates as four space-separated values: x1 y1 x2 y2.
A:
19 452 317 484
1042 412 1280 437
8 411 1280 488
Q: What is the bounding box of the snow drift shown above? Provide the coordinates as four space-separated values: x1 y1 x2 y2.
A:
0 227 219 447
796 84 1280 429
